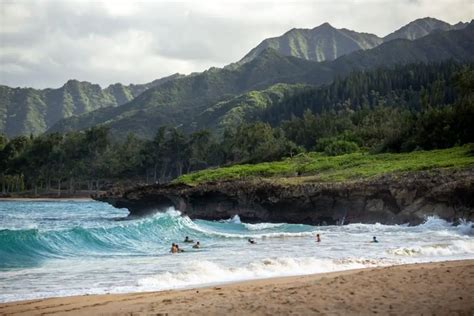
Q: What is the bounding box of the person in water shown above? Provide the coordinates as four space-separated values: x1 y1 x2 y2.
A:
184 236 194 243
170 243 178 253
316 234 321 242
193 241 200 249
372 236 379 243
176 244 185 252
248 238 256 244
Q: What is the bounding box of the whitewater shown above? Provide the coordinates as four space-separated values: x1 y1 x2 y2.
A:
0 200 473 303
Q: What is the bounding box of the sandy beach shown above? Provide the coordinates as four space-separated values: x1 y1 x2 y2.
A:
1 260 473 315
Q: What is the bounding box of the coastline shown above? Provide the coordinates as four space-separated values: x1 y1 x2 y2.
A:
1 260 473 315
97 167 474 224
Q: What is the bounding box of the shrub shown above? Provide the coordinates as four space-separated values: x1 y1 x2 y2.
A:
323 140 359 156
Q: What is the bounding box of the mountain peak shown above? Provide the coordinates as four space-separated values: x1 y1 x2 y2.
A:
314 22 334 29
237 21 381 65
383 17 457 41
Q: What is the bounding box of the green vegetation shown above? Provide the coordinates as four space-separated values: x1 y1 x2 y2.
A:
176 145 474 185
1 60 472 194
49 24 473 139
49 49 331 139
236 22 382 65
0 74 182 138
197 83 308 133
237 18 463 66
383 17 464 42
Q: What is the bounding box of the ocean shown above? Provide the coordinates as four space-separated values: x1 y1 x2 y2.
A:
1 200 473 303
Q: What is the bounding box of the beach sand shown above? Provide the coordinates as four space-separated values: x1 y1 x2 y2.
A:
1 260 473 315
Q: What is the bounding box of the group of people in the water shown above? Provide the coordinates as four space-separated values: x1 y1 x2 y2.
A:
170 236 200 253
314 234 379 243
171 234 379 253
315 234 378 243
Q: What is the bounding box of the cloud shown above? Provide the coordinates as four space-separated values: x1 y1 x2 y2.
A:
0 0 472 88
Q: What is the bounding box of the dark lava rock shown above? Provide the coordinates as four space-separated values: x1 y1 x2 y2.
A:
93 168 474 225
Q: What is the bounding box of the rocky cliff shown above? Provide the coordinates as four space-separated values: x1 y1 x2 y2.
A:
94 168 474 225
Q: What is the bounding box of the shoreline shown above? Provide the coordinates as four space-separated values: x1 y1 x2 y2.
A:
1 260 473 315
98 167 474 225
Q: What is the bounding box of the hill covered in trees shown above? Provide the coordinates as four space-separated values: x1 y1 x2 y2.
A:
48 49 335 138
1 18 471 140
48 23 474 139
0 74 182 137
0 60 472 195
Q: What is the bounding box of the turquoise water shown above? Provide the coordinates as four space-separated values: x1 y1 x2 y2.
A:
0 200 473 302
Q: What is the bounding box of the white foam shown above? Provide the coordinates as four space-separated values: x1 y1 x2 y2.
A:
456 220 474 236
388 240 474 257
418 216 453 230
244 223 285 230
219 214 242 224
137 257 388 291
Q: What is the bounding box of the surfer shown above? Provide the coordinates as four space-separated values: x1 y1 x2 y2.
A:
316 234 321 242
372 236 379 243
248 238 256 244
184 236 194 243
193 241 200 249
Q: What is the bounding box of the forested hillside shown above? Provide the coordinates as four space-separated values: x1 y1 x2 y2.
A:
0 74 182 137
48 49 334 138
49 23 474 139
1 61 472 195
1 18 470 139
236 17 467 66
236 22 382 65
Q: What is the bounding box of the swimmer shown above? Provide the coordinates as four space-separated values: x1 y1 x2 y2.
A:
372 236 379 243
316 234 321 242
193 241 200 249
176 244 185 252
248 238 256 244
184 236 194 243
170 243 178 253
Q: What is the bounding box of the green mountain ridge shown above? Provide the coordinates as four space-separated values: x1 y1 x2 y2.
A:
48 49 335 138
383 17 468 42
236 22 383 66
0 73 183 137
235 17 469 66
196 83 310 133
2 17 472 139
48 23 474 139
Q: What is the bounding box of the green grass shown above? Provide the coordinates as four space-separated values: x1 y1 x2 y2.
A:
175 144 474 185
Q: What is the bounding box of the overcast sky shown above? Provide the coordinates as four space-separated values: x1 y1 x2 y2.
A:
0 0 472 89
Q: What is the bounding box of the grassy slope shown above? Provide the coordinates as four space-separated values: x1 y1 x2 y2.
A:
176 145 474 185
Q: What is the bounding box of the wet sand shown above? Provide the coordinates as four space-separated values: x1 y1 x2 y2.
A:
1 260 473 315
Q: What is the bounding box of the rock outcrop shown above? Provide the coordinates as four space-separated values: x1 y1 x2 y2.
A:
94 168 474 225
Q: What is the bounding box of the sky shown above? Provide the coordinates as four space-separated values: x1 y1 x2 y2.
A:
0 0 472 89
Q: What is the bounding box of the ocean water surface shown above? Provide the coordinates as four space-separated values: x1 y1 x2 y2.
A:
0 200 473 302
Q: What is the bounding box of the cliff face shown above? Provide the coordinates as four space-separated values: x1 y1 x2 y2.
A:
95 168 474 225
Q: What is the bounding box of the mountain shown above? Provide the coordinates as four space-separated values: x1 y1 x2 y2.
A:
383 17 467 41
49 23 474 139
196 83 309 132
49 50 333 138
237 23 382 65
236 18 469 66
331 21 474 76
0 73 182 137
